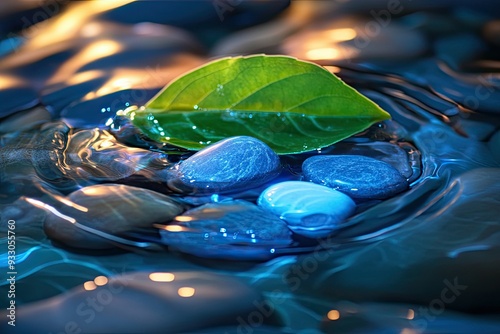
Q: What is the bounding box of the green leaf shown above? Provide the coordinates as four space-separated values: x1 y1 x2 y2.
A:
128 55 391 154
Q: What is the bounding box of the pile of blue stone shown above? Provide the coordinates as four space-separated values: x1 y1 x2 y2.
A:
37 133 411 260
157 136 409 259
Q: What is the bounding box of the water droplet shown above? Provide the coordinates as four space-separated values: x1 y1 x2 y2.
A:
192 125 197 130
193 105 199 110
216 84 224 96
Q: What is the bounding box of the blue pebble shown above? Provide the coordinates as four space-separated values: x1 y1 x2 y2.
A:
258 181 356 238
160 200 292 260
168 136 281 195
302 155 408 199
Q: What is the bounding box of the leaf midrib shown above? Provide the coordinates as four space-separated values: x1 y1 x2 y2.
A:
143 108 385 119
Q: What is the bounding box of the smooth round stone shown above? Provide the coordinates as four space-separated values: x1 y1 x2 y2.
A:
44 184 183 249
168 136 281 195
160 200 292 260
0 198 46 238
0 106 51 134
63 128 166 184
330 141 413 179
4 271 264 333
302 155 408 200
258 181 355 238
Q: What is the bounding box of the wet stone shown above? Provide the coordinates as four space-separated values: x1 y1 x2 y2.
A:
168 136 281 195
302 155 408 200
0 122 70 186
330 141 413 179
0 106 51 134
7 271 264 334
43 184 184 249
160 200 292 260
0 198 46 238
258 181 356 238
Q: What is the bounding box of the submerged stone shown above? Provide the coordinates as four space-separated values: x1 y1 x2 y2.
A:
302 155 408 199
168 136 281 195
258 181 356 238
160 200 292 260
43 184 183 249
330 141 414 179
4 271 263 333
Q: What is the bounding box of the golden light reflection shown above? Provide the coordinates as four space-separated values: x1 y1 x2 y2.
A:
94 76 133 97
84 40 122 60
80 186 110 197
406 309 415 320
97 140 115 150
24 198 77 224
324 66 341 74
29 0 135 50
400 329 418 334
82 91 97 101
57 197 89 212
178 287 195 298
149 272 175 282
83 281 97 291
67 70 104 86
175 216 193 222
327 309 340 321
47 39 123 87
94 276 108 286
153 224 192 232
80 22 105 38
0 75 25 89
307 48 340 60
326 28 357 42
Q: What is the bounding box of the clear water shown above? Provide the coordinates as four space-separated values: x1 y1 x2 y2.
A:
1 1 500 333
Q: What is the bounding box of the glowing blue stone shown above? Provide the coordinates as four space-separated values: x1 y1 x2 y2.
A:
258 181 356 238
